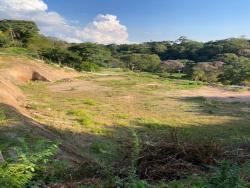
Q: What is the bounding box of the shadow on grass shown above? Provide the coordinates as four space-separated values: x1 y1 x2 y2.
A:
177 96 250 117
0 101 250 187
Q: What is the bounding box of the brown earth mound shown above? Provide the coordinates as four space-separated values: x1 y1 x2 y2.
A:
0 56 79 111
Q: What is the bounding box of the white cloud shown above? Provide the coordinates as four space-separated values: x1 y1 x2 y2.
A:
0 0 47 12
76 14 128 44
0 0 129 44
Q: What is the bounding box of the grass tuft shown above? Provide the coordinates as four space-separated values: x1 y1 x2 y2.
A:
67 109 93 126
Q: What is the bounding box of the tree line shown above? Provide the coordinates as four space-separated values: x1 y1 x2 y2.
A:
0 20 249 86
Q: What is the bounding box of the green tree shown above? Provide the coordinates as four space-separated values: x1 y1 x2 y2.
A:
192 62 223 82
69 43 112 67
120 54 161 72
0 20 39 46
161 60 184 75
0 31 10 47
220 60 250 86
40 48 82 69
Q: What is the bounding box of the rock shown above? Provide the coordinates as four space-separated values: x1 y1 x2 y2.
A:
31 71 50 82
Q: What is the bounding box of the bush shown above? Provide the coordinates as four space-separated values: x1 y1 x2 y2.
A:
208 161 249 188
0 138 58 188
0 163 34 188
79 62 100 72
220 60 250 86
192 62 223 82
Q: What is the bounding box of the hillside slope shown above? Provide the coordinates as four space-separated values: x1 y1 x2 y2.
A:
0 56 78 112
0 55 249 187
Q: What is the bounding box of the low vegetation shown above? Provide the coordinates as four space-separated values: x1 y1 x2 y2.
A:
0 20 250 86
0 20 250 187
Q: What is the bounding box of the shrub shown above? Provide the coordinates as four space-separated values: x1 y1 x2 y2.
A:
0 163 34 188
208 161 249 188
79 62 100 72
192 62 223 82
0 138 58 188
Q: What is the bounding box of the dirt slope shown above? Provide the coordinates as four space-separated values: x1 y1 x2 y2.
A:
0 55 78 111
0 55 89 163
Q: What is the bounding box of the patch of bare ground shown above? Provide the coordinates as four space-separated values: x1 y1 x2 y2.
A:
169 86 250 103
49 80 109 93
95 75 125 81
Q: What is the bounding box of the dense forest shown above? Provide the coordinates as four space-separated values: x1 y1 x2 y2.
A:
0 20 249 86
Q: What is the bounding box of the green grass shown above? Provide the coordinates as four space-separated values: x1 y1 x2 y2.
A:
0 47 38 58
67 109 93 126
16 69 250 187
83 99 97 106
0 110 6 123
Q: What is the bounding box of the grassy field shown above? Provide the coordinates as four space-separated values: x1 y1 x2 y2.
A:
1 68 250 187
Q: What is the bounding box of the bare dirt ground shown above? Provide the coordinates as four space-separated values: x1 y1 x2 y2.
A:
174 86 250 103
49 80 109 93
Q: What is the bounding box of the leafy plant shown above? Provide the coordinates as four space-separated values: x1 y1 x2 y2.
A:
207 161 249 188
0 110 6 123
0 138 58 188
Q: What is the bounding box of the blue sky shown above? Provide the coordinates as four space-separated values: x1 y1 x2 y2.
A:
42 0 250 42
1 0 250 43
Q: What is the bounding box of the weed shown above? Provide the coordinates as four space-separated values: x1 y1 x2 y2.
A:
0 110 6 123
67 109 93 126
91 141 109 154
83 99 96 106
116 113 129 119
208 160 249 188
0 138 58 188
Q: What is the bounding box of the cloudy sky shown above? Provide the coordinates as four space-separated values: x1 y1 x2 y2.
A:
0 0 250 44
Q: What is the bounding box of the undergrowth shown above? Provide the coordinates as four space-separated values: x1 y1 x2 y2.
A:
0 110 6 123
0 137 59 188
